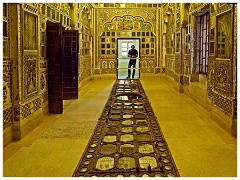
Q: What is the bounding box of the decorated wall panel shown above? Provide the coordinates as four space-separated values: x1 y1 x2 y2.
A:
165 54 175 72
92 3 161 8
183 53 190 85
184 54 190 76
78 56 92 82
22 52 38 101
18 3 73 121
3 3 13 129
3 64 11 106
75 3 93 84
173 4 181 83
214 60 231 96
188 3 235 116
157 8 161 68
97 8 157 34
3 107 13 129
21 97 42 119
189 3 209 15
232 4 237 118
23 13 37 50
39 4 47 104
211 4 235 116
75 4 92 56
216 10 232 59
207 5 216 98
95 7 157 74
100 56 116 74
102 15 153 32
161 3 236 119
212 92 233 116
21 4 40 116
207 55 215 98
174 53 181 74
162 3 176 78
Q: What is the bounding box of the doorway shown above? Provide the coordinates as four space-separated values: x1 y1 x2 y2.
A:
47 22 78 114
117 39 140 79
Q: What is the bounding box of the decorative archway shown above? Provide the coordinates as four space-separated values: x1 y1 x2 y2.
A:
100 15 156 36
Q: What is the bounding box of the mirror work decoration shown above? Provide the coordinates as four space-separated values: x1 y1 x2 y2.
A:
73 79 179 177
103 15 152 32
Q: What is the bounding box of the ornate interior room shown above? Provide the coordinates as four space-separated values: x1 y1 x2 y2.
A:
2 3 237 177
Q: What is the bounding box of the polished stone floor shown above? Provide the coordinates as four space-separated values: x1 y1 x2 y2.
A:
3 74 237 177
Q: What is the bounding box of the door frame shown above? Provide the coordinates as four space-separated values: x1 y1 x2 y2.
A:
117 38 140 79
47 22 79 114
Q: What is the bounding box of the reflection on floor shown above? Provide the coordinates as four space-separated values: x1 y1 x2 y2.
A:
118 59 139 79
3 74 237 177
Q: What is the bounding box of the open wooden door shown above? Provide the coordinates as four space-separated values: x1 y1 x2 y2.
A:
62 30 78 100
47 22 79 113
47 22 63 114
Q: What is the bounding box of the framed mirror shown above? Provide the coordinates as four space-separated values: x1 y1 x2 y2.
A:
216 10 232 59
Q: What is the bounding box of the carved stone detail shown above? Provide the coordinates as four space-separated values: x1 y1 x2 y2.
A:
165 54 175 72
22 3 39 14
212 91 232 115
214 60 231 97
79 57 92 83
21 97 42 119
207 55 215 98
158 8 161 67
102 15 153 33
23 12 37 50
174 53 181 74
216 3 233 14
40 73 46 91
189 3 209 15
3 107 13 129
98 8 156 34
23 52 38 101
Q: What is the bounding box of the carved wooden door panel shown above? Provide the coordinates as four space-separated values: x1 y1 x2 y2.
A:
62 30 78 100
47 22 63 114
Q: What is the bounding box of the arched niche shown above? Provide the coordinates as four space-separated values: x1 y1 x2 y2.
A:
100 15 156 36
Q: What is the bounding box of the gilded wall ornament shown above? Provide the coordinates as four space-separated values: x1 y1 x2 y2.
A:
21 97 42 119
214 60 231 97
233 4 237 99
23 12 37 50
217 3 233 14
40 73 45 91
3 38 10 58
189 3 208 15
212 91 232 115
103 15 152 33
22 3 38 14
98 8 156 34
23 52 38 100
3 108 13 129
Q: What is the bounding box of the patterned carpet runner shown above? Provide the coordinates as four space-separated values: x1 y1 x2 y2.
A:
73 79 179 177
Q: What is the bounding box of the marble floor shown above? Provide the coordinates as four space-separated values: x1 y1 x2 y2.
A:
3 75 237 177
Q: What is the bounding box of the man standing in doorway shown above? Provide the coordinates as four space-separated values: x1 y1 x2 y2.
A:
127 45 138 79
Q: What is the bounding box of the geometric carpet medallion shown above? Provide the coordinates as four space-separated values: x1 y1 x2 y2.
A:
73 79 180 177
